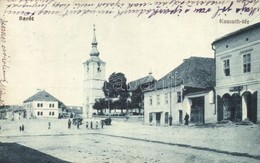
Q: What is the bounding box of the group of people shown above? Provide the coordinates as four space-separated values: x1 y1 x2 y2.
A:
168 113 190 126
67 119 104 129
19 124 24 131
86 120 104 129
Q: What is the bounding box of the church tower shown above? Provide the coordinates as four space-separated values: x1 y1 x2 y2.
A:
83 25 106 118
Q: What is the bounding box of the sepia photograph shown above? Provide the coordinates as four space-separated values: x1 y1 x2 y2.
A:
0 0 260 162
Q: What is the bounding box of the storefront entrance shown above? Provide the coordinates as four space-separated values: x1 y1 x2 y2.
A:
190 97 205 124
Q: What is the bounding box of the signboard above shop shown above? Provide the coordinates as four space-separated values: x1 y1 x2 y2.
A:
229 86 243 92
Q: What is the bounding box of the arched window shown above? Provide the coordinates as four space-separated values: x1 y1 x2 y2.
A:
52 112 55 116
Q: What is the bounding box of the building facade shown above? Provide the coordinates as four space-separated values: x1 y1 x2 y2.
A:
128 72 156 114
23 90 64 119
144 57 216 126
83 25 106 118
212 23 260 123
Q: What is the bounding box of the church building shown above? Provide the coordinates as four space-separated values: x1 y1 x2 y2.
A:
83 25 106 118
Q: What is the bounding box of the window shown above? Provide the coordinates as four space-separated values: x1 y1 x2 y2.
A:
37 111 40 115
149 96 153 105
49 104 51 108
52 112 54 116
49 112 51 116
41 112 43 115
37 103 40 107
97 67 101 72
40 103 43 107
177 92 181 103
156 95 160 105
243 54 251 73
223 59 230 76
164 93 168 104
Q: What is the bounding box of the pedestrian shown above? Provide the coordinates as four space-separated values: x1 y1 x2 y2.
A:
169 115 173 126
21 124 24 131
90 121 93 129
48 122 51 129
95 121 99 129
184 113 189 125
77 120 80 129
126 114 129 122
86 121 88 129
68 119 71 129
101 120 104 129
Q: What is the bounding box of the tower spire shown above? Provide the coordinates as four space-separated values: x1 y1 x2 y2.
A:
90 24 100 57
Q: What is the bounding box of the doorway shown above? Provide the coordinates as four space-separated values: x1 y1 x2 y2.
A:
179 110 183 124
156 113 161 126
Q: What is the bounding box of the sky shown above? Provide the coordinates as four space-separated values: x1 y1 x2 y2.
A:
1 0 260 106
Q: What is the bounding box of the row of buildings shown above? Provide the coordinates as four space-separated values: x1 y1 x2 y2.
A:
143 23 260 125
2 23 259 125
82 22 259 125
0 90 83 120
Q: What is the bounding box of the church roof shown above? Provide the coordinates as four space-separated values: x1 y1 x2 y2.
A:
147 56 215 91
23 90 63 103
90 25 100 57
128 73 156 91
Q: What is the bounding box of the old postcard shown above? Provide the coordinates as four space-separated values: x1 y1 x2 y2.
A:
0 0 260 162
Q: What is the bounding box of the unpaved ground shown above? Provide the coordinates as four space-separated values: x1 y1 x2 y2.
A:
1 134 259 163
0 118 260 163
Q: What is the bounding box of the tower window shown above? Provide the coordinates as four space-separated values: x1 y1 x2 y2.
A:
177 92 181 103
97 67 101 72
149 96 153 105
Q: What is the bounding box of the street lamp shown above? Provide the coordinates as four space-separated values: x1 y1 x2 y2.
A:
126 92 132 115
168 71 178 117
107 91 110 115
174 71 178 92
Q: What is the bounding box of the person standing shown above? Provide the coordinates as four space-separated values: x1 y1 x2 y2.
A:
184 113 189 125
48 122 51 129
100 120 104 129
169 115 173 126
77 120 80 129
95 121 99 129
68 119 71 129
86 121 89 128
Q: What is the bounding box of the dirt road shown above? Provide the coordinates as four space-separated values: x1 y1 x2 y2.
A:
1 133 259 163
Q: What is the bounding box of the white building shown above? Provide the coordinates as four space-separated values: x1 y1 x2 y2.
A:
144 57 216 126
212 23 260 123
23 90 64 119
83 25 106 118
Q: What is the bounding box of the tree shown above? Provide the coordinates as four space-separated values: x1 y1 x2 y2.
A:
102 72 128 113
93 98 107 115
